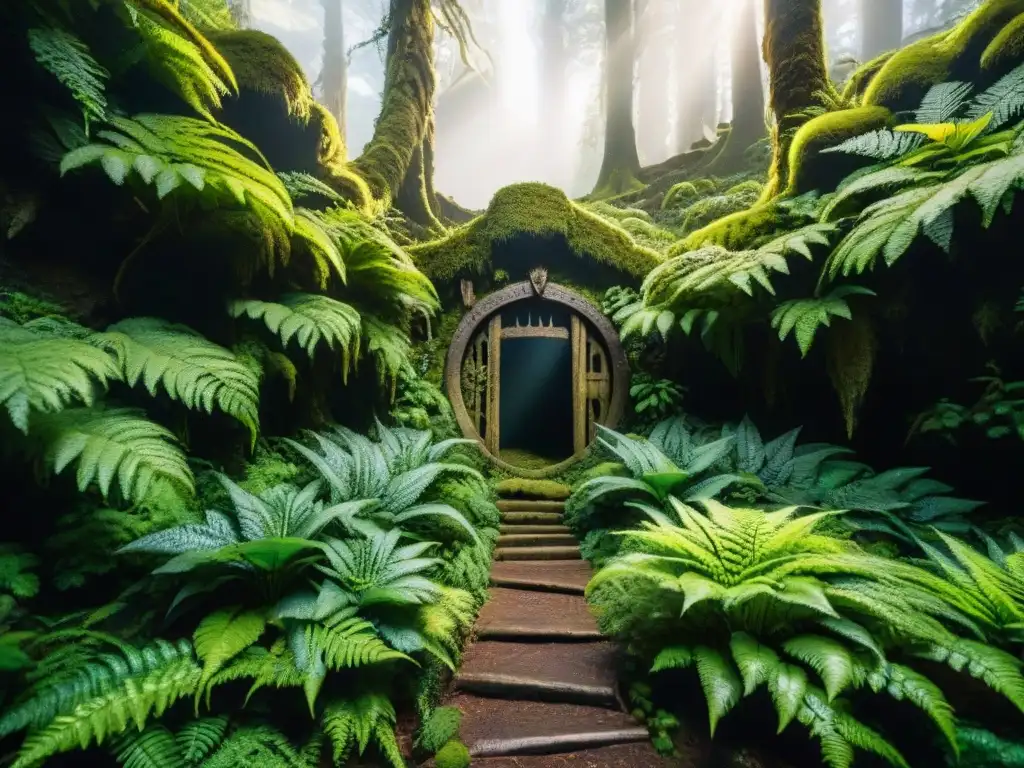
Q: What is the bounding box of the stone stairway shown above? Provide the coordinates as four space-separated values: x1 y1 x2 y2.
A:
438 498 677 766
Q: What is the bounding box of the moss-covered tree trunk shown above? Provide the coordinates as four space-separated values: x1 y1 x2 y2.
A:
762 0 830 196
349 0 442 228
320 0 348 144
861 0 904 59
636 0 672 165
593 0 642 196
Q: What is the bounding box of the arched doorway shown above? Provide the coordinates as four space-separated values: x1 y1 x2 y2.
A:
445 280 629 476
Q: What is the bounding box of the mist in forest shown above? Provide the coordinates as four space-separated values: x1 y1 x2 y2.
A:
249 0 984 209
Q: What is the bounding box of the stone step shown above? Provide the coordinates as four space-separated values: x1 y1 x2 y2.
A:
498 524 571 535
450 694 648 758
495 546 581 561
497 533 578 548
470 743 678 766
497 499 565 513
456 640 620 707
502 511 564 525
476 588 601 640
490 560 592 594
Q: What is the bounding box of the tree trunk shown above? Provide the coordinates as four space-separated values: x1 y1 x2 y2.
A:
861 0 904 59
762 0 830 196
729 0 766 152
674 0 718 154
543 0 570 186
228 0 252 27
320 0 348 147
348 0 441 227
593 0 642 196
635 0 672 165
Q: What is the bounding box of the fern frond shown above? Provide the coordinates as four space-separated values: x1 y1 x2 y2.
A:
121 0 237 120
321 693 401 767
93 318 261 446
771 287 876 357
176 716 229 764
361 315 411 387
28 27 108 126
915 81 974 123
8 640 200 768
193 607 267 702
60 115 292 241
0 325 120 433
111 725 184 768
967 63 1024 130
229 294 361 369
31 407 195 504
822 130 924 160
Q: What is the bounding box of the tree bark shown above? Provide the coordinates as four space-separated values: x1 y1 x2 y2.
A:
320 0 348 146
593 0 642 196
348 0 441 227
635 0 672 165
762 0 830 196
861 0 904 59
729 0 766 152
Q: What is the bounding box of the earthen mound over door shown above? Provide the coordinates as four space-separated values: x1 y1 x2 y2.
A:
445 281 629 477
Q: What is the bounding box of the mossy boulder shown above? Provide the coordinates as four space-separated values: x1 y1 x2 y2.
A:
435 740 471 768
784 106 892 195
408 182 663 284
863 0 1024 112
982 11 1024 70
207 30 314 119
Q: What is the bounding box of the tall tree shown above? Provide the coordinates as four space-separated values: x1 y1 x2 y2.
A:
762 0 830 195
349 0 476 228
673 0 719 154
861 0 904 59
593 0 641 195
725 0 766 157
543 0 570 184
635 0 672 165
320 0 348 141
228 0 251 27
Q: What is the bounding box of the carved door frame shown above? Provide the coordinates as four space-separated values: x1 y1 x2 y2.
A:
445 281 629 478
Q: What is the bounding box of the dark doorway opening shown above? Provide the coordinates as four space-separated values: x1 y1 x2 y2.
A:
499 337 574 465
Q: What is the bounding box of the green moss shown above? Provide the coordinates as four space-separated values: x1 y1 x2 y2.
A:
498 448 560 470
675 181 764 236
982 11 1024 70
416 707 462 753
435 740 471 768
0 290 67 323
583 200 652 222
864 0 1024 111
207 30 314 119
238 445 301 495
784 106 891 195
408 182 663 284
840 51 895 103
661 182 699 209
678 201 791 252
494 478 571 500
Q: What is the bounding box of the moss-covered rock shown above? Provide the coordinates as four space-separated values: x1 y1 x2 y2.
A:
661 181 700 209
784 106 891 195
863 0 1024 112
982 11 1024 70
435 740 471 768
494 478 572 500
207 30 314 119
408 182 663 283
